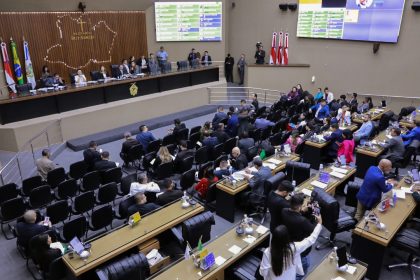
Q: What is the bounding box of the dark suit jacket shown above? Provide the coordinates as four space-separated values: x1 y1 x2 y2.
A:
231 153 248 171
201 55 212 65
173 123 186 137
212 112 228 127
94 160 117 172
156 190 183 206
15 222 48 248
174 149 194 165
83 148 101 171
324 129 343 157
121 138 139 154
128 202 160 216
213 130 230 144
267 191 290 232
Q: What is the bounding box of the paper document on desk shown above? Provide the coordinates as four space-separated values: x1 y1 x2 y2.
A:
243 235 257 244
346 265 357 275
401 187 413 193
311 180 328 189
215 256 226 266
50 242 65 254
263 162 277 170
302 188 312 197
228 245 242 255
331 167 348 174
330 171 346 179
331 277 346 280
256 225 268 235
393 189 406 199
266 158 282 165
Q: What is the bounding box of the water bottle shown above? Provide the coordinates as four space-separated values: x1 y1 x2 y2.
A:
292 180 296 189
392 192 397 207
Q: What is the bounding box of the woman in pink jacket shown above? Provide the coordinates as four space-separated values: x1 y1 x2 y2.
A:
337 129 355 165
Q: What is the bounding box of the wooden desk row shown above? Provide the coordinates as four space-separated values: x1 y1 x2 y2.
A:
216 153 299 222
350 178 416 280
352 108 390 124
399 110 420 128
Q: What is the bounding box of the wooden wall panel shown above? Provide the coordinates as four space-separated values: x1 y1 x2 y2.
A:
0 11 147 82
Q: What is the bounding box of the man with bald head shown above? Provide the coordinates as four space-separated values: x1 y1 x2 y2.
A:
355 159 395 221
15 210 50 249
230 147 248 171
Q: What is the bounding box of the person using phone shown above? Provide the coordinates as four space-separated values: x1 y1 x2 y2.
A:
15 210 51 250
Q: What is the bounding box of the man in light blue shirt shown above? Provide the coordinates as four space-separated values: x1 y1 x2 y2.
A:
254 113 275 130
156 46 168 71
354 114 373 144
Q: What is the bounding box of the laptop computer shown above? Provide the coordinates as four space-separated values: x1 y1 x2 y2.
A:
70 236 85 255
319 171 330 184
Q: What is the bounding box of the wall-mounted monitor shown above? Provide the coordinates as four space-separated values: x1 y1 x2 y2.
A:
155 2 222 42
297 0 406 43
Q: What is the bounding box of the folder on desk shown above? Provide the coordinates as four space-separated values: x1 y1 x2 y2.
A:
311 180 328 189
263 163 277 170
330 171 345 179
302 188 313 197
331 167 348 174
266 158 282 165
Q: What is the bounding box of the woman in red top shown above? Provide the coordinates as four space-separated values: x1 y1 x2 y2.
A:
337 129 355 165
194 168 218 198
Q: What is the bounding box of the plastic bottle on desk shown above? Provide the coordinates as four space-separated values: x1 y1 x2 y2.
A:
392 192 397 207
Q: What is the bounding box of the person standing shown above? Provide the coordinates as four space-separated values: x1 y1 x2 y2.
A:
224 54 234 83
255 45 266 64
156 46 168 72
83 141 101 171
267 180 294 232
237 53 247 85
201 51 212 66
36 149 57 181
187 48 197 67
251 93 259 111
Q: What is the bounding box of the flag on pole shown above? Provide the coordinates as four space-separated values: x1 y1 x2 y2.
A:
184 241 192 260
269 32 277 65
283 33 289 65
278 32 283 65
0 40 16 95
197 235 203 252
23 40 36 89
10 38 24 85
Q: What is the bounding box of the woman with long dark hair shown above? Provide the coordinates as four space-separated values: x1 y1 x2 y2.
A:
30 233 62 273
260 216 322 279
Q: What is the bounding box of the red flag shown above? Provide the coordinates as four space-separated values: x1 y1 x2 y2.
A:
0 41 16 97
269 32 277 65
278 32 283 65
283 33 289 65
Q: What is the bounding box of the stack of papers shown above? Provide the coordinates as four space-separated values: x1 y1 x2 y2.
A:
215 256 226 266
401 187 413 193
243 235 257 244
393 189 406 199
346 265 357 275
311 180 328 189
302 188 313 197
331 167 348 174
266 158 282 165
232 173 245 181
263 163 277 170
330 171 345 179
256 225 268 235
228 245 242 255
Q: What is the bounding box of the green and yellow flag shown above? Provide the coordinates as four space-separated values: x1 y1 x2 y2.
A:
10 38 23 85
197 235 203 251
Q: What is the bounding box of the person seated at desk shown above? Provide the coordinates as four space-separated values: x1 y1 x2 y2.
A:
213 123 230 144
353 114 373 145
230 147 248 171
74 69 87 84
138 55 149 73
301 121 317 142
314 88 324 102
201 50 212 66
238 131 255 155
339 94 350 108
83 140 101 171
202 131 219 149
319 117 331 133
357 96 373 113
116 64 127 79
281 193 318 278
401 121 420 147
174 140 194 166
120 132 139 166
36 149 57 181
200 121 213 141
214 159 231 178
242 157 272 210
267 180 294 233
94 151 117 172
309 99 330 122
129 173 160 196
259 216 322 280
15 210 50 250
129 61 140 75
337 129 355 166
122 59 130 74
194 167 218 198
30 233 62 274
152 146 174 171
337 105 351 126
156 179 183 206
136 125 157 153
46 73 64 86
255 113 275 130
354 159 396 221
212 106 228 128
380 127 405 165
128 192 160 216
148 53 159 73
285 130 303 154
99 65 108 79
323 123 343 162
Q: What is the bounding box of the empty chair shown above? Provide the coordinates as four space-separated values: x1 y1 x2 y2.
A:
48 256 67 280
189 126 201 136
46 201 69 225
176 128 189 142
21 175 43 196
0 197 27 239
264 171 286 191
81 171 101 192
55 179 78 201
115 196 136 221
47 167 66 189
147 139 162 153
246 146 259 162
188 132 201 148
125 144 144 167
223 137 237 154
29 185 53 209
102 167 122 185
96 182 118 205
142 151 156 172
228 252 263 280
250 129 262 144
285 161 311 186
195 146 209 167
378 110 394 131
181 211 215 249
96 252 150 280
344 181 362 216
176 156 195 174
197 161 214 180
180 169 196 191
269 132 283 146
88 205 114 234
261 126 272 141
162 134 176 146
211 143 225 161
0 183 19 204
155 161 174 180
59 216 88 242
119 173 137 196
71 191 95 216
68 161 88 181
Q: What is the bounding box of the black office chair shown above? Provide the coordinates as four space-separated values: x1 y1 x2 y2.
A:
46 201 69 225
70 73 77 84
90 71 100 81
344 181 361 217
211 143 225 161
71 191 95 216
119 173 137 196
195 146 209 168
224 137 237 154
125 144 144 168
59 216 88 242
176 128 189 143
269 132 283 146
261 126 272 141
96 182 118 205
55 179 78 201
147 139 162 153
142 151 156 173
387 218 420 280
80 171 101 192
16 83 32 96
155 161 174 180
176 156 194 174
21 175 43 196
0 197 27 239
0 183 19 204
378 110 395 131
398 106 416 121
250 129 262 144
285 161 311 186
102 167 123 185
110 64 119 78
68 160 88 181
162 134 176 146
189 126 201 136
96 252 150 280
188 132 201 148
48 256 67 280
166 143 177 156
197 161 214 180
311 188 357 250
47 167 66 189
227 249 265 280
115 196 136 221
88 205 114 236
29 185 53 209
246 146 259 162
179 169 196 191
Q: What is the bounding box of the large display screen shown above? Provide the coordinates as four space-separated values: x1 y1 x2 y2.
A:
297 0 405 43
155 2 222 42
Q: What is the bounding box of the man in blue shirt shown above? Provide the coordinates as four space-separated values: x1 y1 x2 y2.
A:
401 121 420 147
212 106 228 128
323 123 343 161
355 159 395 221
226 106 239 137
310 99 330 121
254 113 275 130
354 114 373 144
202 131 219 148
156 46 168 71
136 125 156 153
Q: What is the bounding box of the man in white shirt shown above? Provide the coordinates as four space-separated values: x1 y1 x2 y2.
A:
337 105 351 126
74 69 87 85
129 173 160 196
324 87 334 104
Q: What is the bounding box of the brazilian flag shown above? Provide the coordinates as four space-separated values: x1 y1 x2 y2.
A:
10 39 24 85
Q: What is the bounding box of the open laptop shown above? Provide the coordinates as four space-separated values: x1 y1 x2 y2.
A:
70 236 85 255
319 171 330 184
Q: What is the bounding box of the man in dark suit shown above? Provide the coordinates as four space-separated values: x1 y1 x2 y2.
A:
156 179 183 206
187 48 197 67
201 51 212 65
202 131 219 149
268 180 294 232
83 141 101 171
380 127 405 165
224 54 234 83
171 118 186 138
230 147 248 171
94 151 117 171
174 141 194 167
120 132 139 166
238 131 255 155
128 193 160 216
243 157 272 206
323 123 343 162
15 210 50 249
212 123 230 144
212 106 228 128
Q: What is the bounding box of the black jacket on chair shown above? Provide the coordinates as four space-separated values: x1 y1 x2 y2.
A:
83 148 101 171
94 160 117 172
96 252 150 280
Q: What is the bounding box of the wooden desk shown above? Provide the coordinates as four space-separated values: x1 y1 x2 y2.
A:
296 165 356 196
305 250 367 280
399 111 420 128
350 178 416 280
62 200 204 277
303 124 359 170
151 223 270 280
215 154 299 222
352 108 390 124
